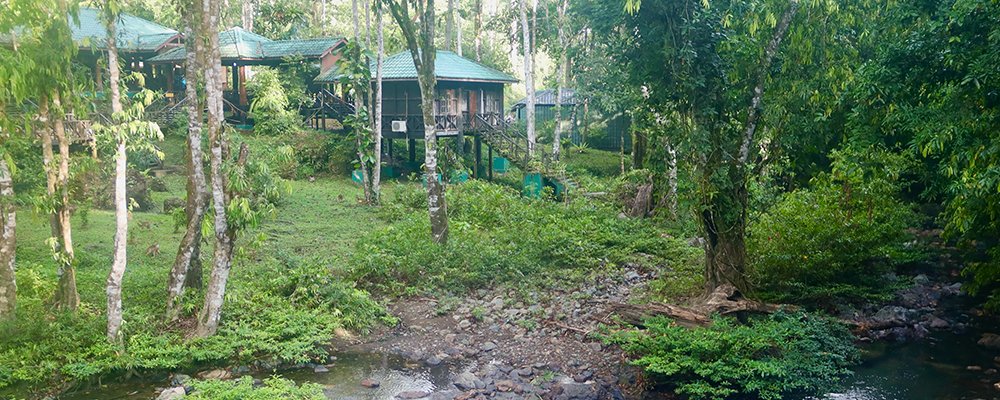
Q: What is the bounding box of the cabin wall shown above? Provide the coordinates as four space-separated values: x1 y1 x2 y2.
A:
378 80 506 139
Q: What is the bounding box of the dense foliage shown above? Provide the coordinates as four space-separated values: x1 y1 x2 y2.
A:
188 376 324 399
607 311 859 400
351 180 702 296
748 149 922 307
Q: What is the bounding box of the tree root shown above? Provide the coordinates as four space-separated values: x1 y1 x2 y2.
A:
597 284 789 327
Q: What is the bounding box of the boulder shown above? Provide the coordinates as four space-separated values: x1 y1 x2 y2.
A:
197 369 232 380
360 378 380 388
979 333 1000 349
163 197 185 214
872 306 915 327
396 390 430 399
453 371 481 391
156 387 186 400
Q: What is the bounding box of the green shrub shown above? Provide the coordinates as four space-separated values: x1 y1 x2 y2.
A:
749 148 922 307
188 376 324 400
352 180 701 295
606 311 858 400
247 68 301 137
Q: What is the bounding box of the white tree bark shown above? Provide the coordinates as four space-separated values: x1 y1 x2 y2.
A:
474 0 482 61
0 157 15 319
195 0 234 338
351 0 374 204
738 0 800 165
552 0 568 161
519 0 536 157
455 12 463 56
445 0 454 51
166 6 208 320
105 7 129 341
373 4 384 203
52 92 78 312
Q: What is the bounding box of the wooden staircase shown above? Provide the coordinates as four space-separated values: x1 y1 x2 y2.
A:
306 89 355 131
471 113 578 199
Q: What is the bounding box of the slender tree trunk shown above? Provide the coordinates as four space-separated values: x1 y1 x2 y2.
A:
0 157 15 319
38 96 60 243
104 8 129 341
456 13 463 57
445 0 454 51
385 0 448 243
195 0 234 338
552 0 568 161
241 0 254 31
166 5 207 320
703 0 799 295
51 92 78 312
474 0 482 61
666 142 678 219
519 0 535 157
738 0 800 165
373 4 384 204
351 0 374 205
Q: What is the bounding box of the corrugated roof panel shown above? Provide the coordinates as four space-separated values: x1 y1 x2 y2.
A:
148 28 342 64
513 88 577 108
314 50 518 83
69 7 178 52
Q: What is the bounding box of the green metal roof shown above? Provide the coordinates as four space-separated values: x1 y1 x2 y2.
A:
147 27 344 64
69 7 179 52
314 50 518 84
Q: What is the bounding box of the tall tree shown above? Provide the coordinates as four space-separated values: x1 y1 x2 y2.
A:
373 0 384 203
44 0 80 312
103 0 128 341
194 0 235 338
519 0 536 156
584 0 847 296
352 0 375 205
0 157 14 319
385 0 450 244
165 0 208 320
473 0 482 61
552 0 568 160
445 0 454 51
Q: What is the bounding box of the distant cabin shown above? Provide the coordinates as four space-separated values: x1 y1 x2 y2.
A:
512 88 577 124
149 27 345 110
314 50 518 139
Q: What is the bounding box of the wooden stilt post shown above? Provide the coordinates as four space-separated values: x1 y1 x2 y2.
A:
474 135 482 179
488 145 493 181
408 137 416 164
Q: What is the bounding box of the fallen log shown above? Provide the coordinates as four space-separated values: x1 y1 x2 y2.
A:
595 284 791 328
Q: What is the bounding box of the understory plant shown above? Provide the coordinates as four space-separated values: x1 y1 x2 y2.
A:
748 147 922 307
606 311 858 400
351 180 702 295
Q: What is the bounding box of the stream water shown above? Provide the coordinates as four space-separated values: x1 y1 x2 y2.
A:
56 299 1000 400
58 353 458 400
825 296 1000 400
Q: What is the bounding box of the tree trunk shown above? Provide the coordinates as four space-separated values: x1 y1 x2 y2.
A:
456 12 463 57
51 92 78 312
0 157 16 319
166 4 207 320
105 8 129 341
445 0 454 51
373 4 384 204
352 0 374 205
738 0 800 165
666 142 678 219
552 0 568 161
241 0 254 32
385 0 448 244
38 96 60 244
519 0 536 157
700 170 749 294
474 0 482 61
195 0 234 338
